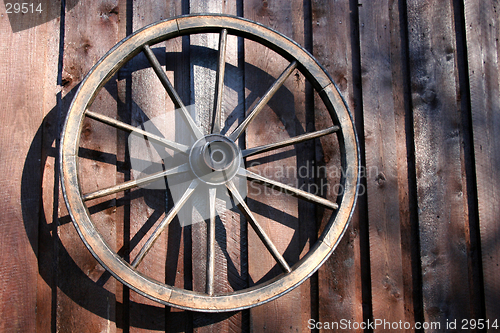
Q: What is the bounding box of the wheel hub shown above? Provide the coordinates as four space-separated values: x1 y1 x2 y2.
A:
189 134 241 185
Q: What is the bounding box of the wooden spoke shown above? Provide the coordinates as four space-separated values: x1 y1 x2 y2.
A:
238 168 338 210
242 126 339 158
82 163 190 201
212 29 228 134
143 44 204 139
206 187 217 295
226 180 291 273
86 110 190 154
131 179 199 268
229 61 298 141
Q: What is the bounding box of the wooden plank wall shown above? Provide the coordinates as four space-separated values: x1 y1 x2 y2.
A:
464 0 500 326
244 0 317 331
312 0 365 330
1 0 499 332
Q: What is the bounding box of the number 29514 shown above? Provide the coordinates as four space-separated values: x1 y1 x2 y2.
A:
5 3 42 14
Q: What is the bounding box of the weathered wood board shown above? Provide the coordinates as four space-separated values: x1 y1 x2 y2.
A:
0 0 497 332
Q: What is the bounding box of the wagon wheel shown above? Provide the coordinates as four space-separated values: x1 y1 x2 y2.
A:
61 14 359 312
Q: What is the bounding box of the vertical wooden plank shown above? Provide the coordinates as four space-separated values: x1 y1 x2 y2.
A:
359 0 408 329
57 0 123 331
189 5 219 315
244 0 315 331
407 0 472 327
389 0 422 327
127 1 170 331
0 1 60 331
450 0 484 323
311 0 365 330
164 2 195 332
37 0 64 330
115 1 131 332
189 1 248 332
114 3 193 332
464 0 500 323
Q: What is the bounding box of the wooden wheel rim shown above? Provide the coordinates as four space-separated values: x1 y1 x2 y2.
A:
60 14 359 312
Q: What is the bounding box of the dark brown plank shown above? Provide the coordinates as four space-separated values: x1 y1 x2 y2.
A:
56 0 124 331
127 1 173 331
115 3 131 332
406 0 472 325
164 3 195 333
311 0 364 330
115 7 129 333
0 2 60 332
189 0 221 303
151 3 196 332
388 0 421 328
189 1 248 332
36 0 64 329
464 0 500 324
35 1 65 331
358 0 407 328
244 0 316 330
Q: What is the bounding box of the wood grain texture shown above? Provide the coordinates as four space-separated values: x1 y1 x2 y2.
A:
406 0 472 326
464 0 500 323
311 0 364 330
387 0 421 327
165 2 194 332
358 0 406 329
127 1 171 331
36 1 64 331
57 0 123 331
115 2 131 332
189 1 248 332
244 0 316 331
0 1 60 332
2 1 499 331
